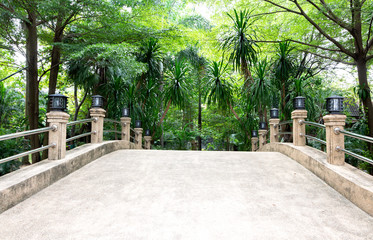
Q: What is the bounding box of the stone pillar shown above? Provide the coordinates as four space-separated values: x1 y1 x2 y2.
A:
134 128 143 149
324 114 346 165
269 119 280 143
291 110 308 146
258 130 267 148
89 108 106 143
47 111 69 160
120 117 131 141
251 137 258 151
144 136 152 150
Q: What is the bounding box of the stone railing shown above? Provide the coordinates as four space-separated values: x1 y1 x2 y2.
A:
252 106 373 167
0 106 153 164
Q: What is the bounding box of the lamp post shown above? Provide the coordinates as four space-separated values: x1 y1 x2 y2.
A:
292 96 307 146
144 129 152 150
324 95 346 165
134 120 143 149
251 130 258 151
258 122 267 148
120 107 131 147
89 95 106 144
47 94 69 160
269 108 280 143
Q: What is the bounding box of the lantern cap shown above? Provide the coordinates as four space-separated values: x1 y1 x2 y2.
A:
145 129 151 136
122 107 130 117
48 94 68 112
91 95 104 108
293 96 306 110
326 95 344 114
251 130 258 137
259 121 267 130
270 108 279 119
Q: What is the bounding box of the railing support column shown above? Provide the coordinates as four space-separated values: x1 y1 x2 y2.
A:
89 108 106 143
134 128 143 149
47 111 69 160
251 137 258 151
269 119 280 143
258 130 267 148
144 136 152 150
324 114 346 165
120 117 131 148
291 110 308 146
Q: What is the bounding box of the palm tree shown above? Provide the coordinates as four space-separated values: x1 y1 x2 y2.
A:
155 60 189 131
272 41 295 121
204 60 241 122
221 9 258 86
250 59 272 122
177 44 206 150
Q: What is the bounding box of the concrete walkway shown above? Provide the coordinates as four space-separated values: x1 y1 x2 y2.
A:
0 150 372 240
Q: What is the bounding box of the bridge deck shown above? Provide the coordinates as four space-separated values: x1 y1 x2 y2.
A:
0 150 372 240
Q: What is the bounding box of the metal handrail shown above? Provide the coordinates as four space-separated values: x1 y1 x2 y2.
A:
130 128 135 132
67 118 96 127
66 131 95 143
335 128 373 144
301 121 325 129
0 125 57 142
104 130 122 134
304 134 326 145
104 119 121 124
336 147 373 165
279 120 292 125
0 144 56 165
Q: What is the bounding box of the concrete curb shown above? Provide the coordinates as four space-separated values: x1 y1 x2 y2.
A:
0 140 135 213
260 143 373 216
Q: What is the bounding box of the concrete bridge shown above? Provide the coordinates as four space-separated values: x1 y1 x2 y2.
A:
0 142 372 240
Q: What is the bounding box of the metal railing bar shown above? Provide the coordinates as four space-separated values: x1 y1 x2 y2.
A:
0 144 56 165
336 128 373 144
104 130 122 134
278 132 293 135
279 120 293 125
66 132 95 143
67 118 95 127
130 128 135 132
304 135 326 145
0 126 56 142
104 119 121 124
302 121 325 129
336 147 373 165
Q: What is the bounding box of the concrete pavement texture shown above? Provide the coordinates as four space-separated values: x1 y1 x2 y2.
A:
0 150 372 240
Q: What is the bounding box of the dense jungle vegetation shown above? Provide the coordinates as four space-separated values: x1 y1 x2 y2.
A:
0 0 372 175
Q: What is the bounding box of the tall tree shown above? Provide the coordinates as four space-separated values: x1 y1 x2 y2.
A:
221 9 258 86
262 0 373 140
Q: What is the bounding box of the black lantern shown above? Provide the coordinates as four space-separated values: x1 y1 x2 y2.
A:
48 94 68 112
259 122 267 130
145 129 151 136
122 107 130 117
135 120 142 128
252 130 258 138
92 95 104 108
293 96 306 110
326 95 344 114
270 108 279 119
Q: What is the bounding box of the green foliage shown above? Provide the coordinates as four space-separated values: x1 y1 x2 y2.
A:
164 60 189 109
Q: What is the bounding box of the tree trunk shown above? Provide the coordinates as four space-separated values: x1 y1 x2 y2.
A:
355 58 373 151
25 11 40 164
198 88 202 150
153 100 171 138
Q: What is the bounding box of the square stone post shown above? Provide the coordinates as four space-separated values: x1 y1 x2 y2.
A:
258 130 267 148
47 111 69 160
269 119 280 143
89 108 106 144
134 128 143 149
120 117 131 148
324 114 346 165
251 137 258 151
144 136 152 150
291 110 308 146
